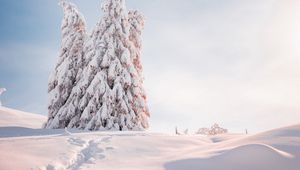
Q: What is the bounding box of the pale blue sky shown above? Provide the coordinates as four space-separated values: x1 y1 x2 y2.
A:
1 0 300 133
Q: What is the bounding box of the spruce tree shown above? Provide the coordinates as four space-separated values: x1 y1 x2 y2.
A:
45 0 86 128
128 10 150 127
77 0 149 131
45 0 149 131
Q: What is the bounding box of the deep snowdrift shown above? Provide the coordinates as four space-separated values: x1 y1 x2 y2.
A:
0 107 299 170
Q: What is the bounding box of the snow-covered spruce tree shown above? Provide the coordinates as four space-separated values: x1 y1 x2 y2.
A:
77 0 150 131
45 0 86 128
45 0 149 131
128 10 149 124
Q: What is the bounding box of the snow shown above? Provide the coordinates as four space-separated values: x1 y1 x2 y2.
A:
0 106 46 128
0 88 6 106
0 107 299 170
0 88 6 95
46 0 149 130
46 0 87 129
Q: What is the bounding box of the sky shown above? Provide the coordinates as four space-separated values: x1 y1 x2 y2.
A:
0 0 300 133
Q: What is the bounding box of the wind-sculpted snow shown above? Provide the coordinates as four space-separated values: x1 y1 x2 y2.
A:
165 144 296 170
0 107 46 128
0 108 299 170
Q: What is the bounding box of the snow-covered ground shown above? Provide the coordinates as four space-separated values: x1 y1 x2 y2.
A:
0 107 46 128
0 106 299 170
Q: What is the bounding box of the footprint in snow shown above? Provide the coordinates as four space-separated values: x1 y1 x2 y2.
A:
67 139 106 169
105 146 114 150
67 137 86 147
101 136 112 143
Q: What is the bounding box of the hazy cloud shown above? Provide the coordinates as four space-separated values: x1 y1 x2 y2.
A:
1 0 300 133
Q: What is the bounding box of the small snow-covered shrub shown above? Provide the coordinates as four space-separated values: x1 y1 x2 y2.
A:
196 123 228 136
0 88 6 106
197 127 210 135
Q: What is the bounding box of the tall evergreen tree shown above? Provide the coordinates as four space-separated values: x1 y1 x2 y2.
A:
128 10 150 127
45 0 86 128
45 0 149 131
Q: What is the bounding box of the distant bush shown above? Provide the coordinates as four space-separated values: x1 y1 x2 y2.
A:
196 123 228 136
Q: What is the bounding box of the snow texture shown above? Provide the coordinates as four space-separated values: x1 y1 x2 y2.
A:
0 107 300 170
0 107 45 128
45 0 149 131
0 88 6 106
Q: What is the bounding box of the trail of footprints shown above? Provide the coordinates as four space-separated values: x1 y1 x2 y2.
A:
45 135 114 170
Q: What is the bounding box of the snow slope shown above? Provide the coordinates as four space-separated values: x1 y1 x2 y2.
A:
0 107 299 170
0 106 46 128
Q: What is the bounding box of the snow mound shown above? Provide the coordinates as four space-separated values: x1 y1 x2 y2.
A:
0 107 299 170
0 107 46 128
225 143 294 159
250 124 300 140
165 143 296 170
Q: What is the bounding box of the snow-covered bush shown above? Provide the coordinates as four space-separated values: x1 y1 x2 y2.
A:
196 124 228 136
197 127 210 135
45 0 149 131
0 88 6 106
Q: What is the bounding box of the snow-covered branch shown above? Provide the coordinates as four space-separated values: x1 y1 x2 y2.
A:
0 88 7 106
